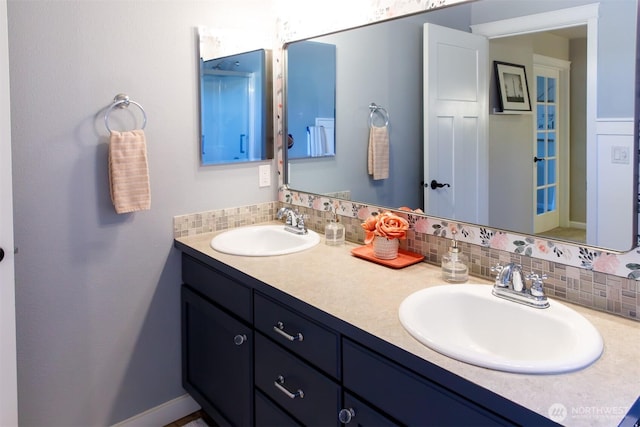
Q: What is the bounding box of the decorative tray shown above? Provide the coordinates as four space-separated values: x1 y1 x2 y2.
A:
351 245 425 269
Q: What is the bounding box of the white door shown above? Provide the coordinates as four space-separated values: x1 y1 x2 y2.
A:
423 23 488 224
533 64 562 233
0 0 18 425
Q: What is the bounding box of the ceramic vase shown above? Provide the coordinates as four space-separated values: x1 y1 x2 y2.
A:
372 236 399 260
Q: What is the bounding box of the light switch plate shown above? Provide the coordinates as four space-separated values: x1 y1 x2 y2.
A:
259 164 271 187
611 146 630 164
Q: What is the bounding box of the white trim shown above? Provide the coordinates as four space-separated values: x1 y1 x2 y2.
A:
110 394 200 427
0 0 17 425
595 118 634 135
569 221 587 230
533 54 571 70
470 3 600 39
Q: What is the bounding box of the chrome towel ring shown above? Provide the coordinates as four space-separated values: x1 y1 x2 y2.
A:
104 93 147 132
368 102 389 127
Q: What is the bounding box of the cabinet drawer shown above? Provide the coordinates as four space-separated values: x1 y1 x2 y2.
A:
255 333 340 427
254 292 339 378
342 392 399 426
255 389 301 426
182 254 252 322
342 339 513 426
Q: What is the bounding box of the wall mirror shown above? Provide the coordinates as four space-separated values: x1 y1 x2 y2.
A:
199 30 273 165
284 0 639 252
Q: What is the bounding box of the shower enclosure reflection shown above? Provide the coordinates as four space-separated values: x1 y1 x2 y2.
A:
198 37 272 165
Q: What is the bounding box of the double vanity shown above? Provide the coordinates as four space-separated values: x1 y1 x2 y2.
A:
175 223 640 426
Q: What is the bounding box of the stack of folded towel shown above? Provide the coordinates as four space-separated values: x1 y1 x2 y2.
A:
108 129 151 214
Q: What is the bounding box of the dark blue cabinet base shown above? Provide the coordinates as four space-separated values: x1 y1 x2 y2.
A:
179 252 560 426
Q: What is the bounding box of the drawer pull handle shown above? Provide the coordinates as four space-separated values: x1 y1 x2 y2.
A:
338 408 356 424
274 375 304 399
273 321 304 342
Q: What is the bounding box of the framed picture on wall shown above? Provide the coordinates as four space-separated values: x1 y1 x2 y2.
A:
494 61 531 112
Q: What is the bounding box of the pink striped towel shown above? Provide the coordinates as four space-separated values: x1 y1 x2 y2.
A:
108 129 151 214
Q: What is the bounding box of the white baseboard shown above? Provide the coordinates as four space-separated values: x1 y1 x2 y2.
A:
569 221 587 230
111 394 200 427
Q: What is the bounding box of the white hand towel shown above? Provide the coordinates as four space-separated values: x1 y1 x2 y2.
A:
367 125 389 180
108 129 151 214
307 125 328 157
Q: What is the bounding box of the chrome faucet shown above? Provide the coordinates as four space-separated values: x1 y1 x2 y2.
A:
490 262 549 309
276 207 308 235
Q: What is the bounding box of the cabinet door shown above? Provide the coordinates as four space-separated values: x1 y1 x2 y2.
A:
182 286 253 426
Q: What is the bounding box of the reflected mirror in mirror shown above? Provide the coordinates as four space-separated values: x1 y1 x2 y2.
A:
199 35 272 165
286 41 336 159
284 0 638 252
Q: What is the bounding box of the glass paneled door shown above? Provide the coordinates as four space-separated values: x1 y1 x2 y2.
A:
534 65 560 233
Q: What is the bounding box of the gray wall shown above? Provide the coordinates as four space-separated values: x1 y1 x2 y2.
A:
288 4 471 209
8 1 275 425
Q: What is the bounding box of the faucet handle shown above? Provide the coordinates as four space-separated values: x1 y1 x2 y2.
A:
490 263 505 284
525 272 548 297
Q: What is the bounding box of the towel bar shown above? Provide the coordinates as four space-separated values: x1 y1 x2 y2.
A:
368 102 389 127
104 93 147 132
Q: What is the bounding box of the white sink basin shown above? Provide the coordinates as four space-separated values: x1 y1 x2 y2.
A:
210 225 320 256
399 284 603 374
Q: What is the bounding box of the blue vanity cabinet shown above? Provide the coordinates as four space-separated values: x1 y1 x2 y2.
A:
177 250 559 426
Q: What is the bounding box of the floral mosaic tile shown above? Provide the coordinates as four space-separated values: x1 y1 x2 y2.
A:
278 188 639 321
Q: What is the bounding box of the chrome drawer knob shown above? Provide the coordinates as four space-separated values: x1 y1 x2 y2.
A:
233 334 247 346
338 408 356 423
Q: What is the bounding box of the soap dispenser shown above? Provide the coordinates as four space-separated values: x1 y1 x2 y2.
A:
325 211 345 246
441 230 468 283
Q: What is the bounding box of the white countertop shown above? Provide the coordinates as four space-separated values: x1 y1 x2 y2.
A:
176 229 640 427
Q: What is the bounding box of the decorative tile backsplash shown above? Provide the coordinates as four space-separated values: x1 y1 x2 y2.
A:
173 202 278 237
173 198 639 321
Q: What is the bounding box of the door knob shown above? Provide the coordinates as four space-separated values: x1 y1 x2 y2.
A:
0 247 4 262
429 179 451 189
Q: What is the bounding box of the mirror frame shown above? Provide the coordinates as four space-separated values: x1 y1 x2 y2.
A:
276 0 640 278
